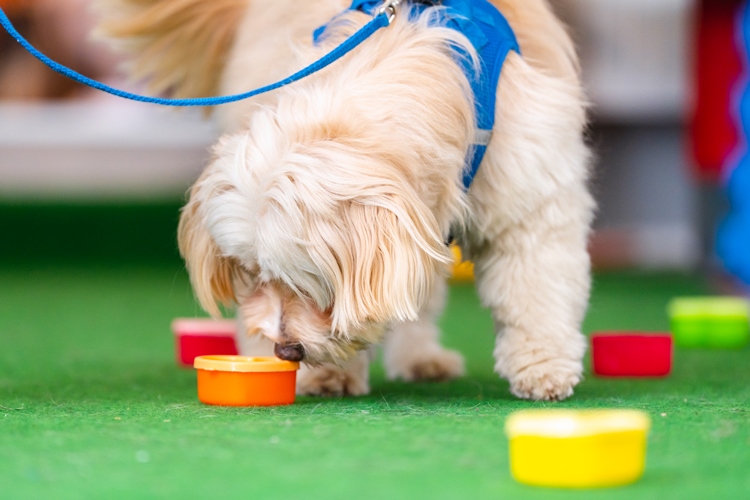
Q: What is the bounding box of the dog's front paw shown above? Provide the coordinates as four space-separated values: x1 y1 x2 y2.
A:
387 347 465 382
495 325 586 401
505 358 582 401
296 363 370 397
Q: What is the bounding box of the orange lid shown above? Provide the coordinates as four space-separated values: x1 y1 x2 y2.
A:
194 355 299 373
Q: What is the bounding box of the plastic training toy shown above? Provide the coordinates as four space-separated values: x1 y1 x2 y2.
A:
172 318 238 367
194 355 299 407
591 332 672 377
505 410 651 489
450 244 475 282
668 297 750 348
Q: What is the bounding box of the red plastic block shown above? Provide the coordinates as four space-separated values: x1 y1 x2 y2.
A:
171 318 238 367
591 333 673 377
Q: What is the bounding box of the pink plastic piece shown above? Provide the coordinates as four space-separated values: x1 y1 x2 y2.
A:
171 318 238 367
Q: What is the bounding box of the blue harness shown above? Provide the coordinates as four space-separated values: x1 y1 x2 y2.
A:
0 0 518 188
318 0 520 188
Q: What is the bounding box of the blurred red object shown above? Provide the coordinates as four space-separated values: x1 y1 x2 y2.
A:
591 333 673 377
172 319 239 367
0 0 26 15
691 0 744 183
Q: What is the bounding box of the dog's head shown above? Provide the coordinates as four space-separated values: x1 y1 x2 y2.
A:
100 0 475 365
178 112 452 364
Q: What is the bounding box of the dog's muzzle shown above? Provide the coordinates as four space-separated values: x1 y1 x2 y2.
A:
274 342 305 362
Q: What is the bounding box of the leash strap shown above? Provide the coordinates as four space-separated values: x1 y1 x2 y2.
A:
0 7 391 107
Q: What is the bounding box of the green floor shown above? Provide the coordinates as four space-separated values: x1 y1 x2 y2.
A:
1 264 748 499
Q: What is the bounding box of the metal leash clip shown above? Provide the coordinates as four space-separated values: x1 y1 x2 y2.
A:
378 0 401 24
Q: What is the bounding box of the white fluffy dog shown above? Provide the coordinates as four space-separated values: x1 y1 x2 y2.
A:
98 0 594 400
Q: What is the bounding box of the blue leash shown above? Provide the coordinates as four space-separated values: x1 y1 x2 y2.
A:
0 6 392 107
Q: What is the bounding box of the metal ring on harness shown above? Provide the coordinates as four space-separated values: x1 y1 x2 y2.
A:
377 0 401 24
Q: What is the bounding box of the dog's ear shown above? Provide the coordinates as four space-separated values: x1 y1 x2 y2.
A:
307 184 452 332
178 180 238 318
94 0 247 103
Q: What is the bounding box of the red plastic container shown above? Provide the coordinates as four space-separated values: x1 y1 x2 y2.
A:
591 333 673 377
171 318 239 367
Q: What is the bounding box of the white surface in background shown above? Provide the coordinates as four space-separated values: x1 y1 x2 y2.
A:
0 101 218 199
0 101 218 147
559 0 695 121
634 224 701 268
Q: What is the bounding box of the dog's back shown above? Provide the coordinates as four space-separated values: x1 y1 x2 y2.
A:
491 0 580 83
96 0 580 113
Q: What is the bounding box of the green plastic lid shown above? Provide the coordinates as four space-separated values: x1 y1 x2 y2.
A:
668 297 750 318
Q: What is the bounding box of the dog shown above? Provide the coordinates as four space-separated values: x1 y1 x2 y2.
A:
97 0 594 401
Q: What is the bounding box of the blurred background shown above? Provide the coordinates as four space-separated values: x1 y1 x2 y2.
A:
0 0 748 290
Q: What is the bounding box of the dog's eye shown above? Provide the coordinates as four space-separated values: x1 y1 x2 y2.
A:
240 262 259 274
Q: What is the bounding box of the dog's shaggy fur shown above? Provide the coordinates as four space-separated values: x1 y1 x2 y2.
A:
98 0 594 401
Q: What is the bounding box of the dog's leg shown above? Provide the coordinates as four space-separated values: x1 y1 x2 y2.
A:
296 351 371 397
468 55 594 401
383 278 465 382
471 188 591 401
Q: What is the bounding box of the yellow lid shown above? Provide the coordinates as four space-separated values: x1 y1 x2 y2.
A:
505 410 651 438
194 355 299 372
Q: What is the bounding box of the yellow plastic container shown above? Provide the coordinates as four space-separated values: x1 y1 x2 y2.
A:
505 410 651 489
450 244 474 282
194 356 299 407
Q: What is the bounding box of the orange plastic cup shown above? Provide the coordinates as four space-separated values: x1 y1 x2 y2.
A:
194 356 299 407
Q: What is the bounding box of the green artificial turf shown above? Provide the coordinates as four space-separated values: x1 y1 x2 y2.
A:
1 265 748 499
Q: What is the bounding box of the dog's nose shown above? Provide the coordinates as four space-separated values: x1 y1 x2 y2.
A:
274 342 305 362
